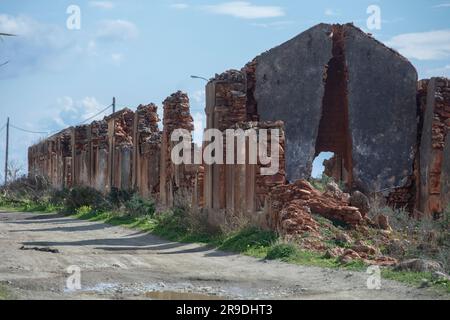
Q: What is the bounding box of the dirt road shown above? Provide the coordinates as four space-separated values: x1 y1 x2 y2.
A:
0 211 448 300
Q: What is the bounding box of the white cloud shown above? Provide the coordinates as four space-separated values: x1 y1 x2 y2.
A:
433 3 450 8
170 3 189 10
0 14 137 77
203 1 285 19
426 65 450 77
386 29 450 60
191 90 205 104
96 19 139 42
80 97 105 120
89 1 115 9
43 96 109 130
111 53 123 65
0 14 74 78
324 9 339 16
251 20 294 29
192 112 206 145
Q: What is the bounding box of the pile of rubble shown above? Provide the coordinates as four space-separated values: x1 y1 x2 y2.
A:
267 180 364 236
266 179 399 266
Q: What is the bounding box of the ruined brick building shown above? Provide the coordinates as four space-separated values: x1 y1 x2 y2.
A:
28 23 450 231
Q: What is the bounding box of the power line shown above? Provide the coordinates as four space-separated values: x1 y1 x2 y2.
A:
10 124 49 135
3 100 114 140
45 102 115 138
80 104 113 125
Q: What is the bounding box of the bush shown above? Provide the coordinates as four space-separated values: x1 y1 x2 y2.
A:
107 188 134 208
266 243 299 261
76 205 93 216
125 194 155 217
49 189 70 207
65 187 109 212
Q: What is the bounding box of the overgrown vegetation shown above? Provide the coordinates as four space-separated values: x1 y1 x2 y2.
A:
369 196 450 275
0 284 12 300
382 269 450 293
0 177 449 293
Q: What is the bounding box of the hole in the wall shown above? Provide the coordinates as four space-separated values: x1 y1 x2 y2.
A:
314 24 353 188
312 152 335 179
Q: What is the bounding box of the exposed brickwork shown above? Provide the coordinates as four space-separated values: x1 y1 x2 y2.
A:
213 70 248 130
28 25 449 236
134 104 162 197
254 121 286 210
113 109 134 146
160 91 196 207
420 77 450 216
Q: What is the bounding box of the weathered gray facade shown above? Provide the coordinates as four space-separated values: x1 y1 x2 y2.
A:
253 23 418 194
255 23 333 181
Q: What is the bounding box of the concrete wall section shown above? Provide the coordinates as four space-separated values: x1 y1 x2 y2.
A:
344 24 418 192
254 23 333 182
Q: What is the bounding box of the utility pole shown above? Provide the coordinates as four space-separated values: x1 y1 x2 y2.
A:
4 117 9 185
110 97 116 190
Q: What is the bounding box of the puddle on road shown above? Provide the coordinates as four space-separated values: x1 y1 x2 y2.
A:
79 283 226 300
145 291 224 300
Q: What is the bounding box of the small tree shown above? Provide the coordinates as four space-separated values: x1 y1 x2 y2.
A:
7 160 25 182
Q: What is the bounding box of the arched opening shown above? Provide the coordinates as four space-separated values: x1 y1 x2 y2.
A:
314 25 353 189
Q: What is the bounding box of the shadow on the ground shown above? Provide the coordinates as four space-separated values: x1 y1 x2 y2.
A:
10 223 111 233
8 218 80 225
10 212 239 258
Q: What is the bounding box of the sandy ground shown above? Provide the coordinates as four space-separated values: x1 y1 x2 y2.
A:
0 210 448 300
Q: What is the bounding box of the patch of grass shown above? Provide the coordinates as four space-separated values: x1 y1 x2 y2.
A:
0 284 11 300
219 227 277 258
0 200 62 214
382 269 450 293
266 243 298 261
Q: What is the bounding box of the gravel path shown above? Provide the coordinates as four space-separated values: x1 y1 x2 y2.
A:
0 211 448 300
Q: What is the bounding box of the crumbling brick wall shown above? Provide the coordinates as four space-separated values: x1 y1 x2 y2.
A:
204 71 248 212
106 109 134 191
28 24 450 230
160 91 196 208
133 104 162 198
28 129 73 188
28 104 165 201
203 70 286 227
90 120 109 191
419 77 450 216
73 125 91 187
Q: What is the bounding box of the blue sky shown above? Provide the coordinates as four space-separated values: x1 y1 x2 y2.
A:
0 0 449 179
